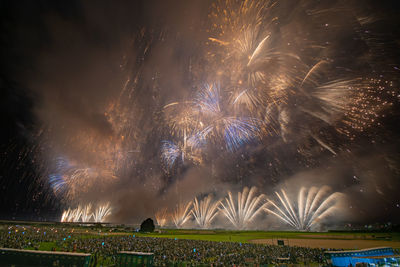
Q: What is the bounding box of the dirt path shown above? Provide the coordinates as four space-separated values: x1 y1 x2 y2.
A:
250 238 400 249
299 234 391 240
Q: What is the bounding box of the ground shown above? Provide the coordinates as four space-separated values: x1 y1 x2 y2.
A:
137 229 400 249
2 221 400 250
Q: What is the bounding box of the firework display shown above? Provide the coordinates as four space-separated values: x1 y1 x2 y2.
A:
61 203 112 223
191 195 221 229
48 0 397 226
172 202 193 228
264 187 343 230
60 206 82 223
93 203 113 223
148 186 342 230
155 208 168 227
46 2 397 201
220 187 266 230
60 186 342 229
80 204 92 222
2 0 398 228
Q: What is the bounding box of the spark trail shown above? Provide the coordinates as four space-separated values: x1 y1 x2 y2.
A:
93 203 112 223
81 204 92 222
172 201 193 228
264 186 343 230
191 195 221 229
220 187 266 229
155 208 168 227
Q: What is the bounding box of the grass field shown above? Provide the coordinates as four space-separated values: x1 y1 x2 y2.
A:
20 229 399 250
133 229 400 249
137 229 400 242
3 219 400 250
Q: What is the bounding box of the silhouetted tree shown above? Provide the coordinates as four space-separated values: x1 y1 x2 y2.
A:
140 218 155 232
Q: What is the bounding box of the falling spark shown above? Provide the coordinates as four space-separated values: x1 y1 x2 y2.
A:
191 195 221 229
155 208 168 227
81 204 92 222
220 187 266 229
265 186 343 230
71 206 83 222
161 141 183 168
61 208 72 222
61 206 83 222
93 203 112 223
172 201 193 228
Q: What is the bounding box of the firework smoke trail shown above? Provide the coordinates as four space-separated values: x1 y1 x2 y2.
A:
220 187 266 229
191 195 221 229
81 204 92 222
155 208 168 227
93 203 112 223
264 186 343 230
172 201 193 228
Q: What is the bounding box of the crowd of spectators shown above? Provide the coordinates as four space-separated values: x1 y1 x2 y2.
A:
0 225 326 266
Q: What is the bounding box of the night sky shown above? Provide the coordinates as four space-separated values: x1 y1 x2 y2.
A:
1 0 400 228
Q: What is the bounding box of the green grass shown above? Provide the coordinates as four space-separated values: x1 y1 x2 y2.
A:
135 229 400 243
20 229 400 253
38 241 57 250
25 241 57 251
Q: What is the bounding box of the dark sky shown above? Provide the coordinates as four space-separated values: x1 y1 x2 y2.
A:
1 0 400 227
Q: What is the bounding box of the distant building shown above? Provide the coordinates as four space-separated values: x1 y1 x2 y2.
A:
325 247 400 266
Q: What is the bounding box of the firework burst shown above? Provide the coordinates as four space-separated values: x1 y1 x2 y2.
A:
61 206 83 222
81 204 92 222
61 208 72 222
93 202 112 223
264 186 343 230
160 140 202 170
15 0 396 222
155 208 168 227
71 206 83 222
203 0 395 159
161 141 183 169
191 195 221 229
220 187 266 229
172 201 193 228
191 83 261 151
